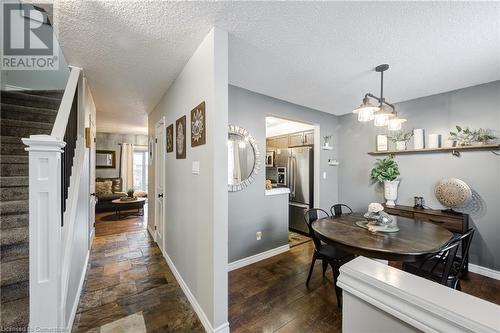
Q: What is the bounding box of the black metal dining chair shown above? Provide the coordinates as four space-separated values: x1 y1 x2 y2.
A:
303 208 355 307
330 204 353 217
402 228 475 290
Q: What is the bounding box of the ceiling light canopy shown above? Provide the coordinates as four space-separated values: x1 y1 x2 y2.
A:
353 64 407 131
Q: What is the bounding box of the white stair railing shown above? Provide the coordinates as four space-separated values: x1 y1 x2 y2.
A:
22 66 82 330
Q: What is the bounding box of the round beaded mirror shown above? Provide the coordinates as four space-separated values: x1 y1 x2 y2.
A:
227 125 260 192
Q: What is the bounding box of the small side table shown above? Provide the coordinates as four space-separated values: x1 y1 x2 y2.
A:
112 197 147 219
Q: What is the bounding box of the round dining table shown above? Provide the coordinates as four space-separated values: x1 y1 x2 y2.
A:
312 214 454 262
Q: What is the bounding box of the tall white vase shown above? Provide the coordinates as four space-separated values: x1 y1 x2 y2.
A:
384 180 400 207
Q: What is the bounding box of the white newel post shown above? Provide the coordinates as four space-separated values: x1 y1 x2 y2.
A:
22 135 66 330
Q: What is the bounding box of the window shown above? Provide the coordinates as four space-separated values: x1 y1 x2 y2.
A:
133 149 148 191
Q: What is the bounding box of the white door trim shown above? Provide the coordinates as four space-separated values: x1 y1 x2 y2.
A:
154 117 166 251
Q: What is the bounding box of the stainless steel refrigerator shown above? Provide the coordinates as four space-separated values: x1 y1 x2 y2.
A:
287 146 313 234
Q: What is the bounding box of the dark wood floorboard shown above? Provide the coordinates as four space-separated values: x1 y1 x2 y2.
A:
72 208 204 332
229 241 500 333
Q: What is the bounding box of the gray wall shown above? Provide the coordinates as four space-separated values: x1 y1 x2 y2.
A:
228 85 341 262
95 132 147 178
338 81 500 270
148 28 228 328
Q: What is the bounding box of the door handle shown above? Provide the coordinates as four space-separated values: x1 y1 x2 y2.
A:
158 194 163 198
90 193 96 196
289 202 309 209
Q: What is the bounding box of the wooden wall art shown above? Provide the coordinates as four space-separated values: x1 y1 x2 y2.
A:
191 101 206 147
166 124 173 153
176 115 186 159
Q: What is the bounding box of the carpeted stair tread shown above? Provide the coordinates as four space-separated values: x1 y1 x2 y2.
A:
1 242 28 263
2 103 58 123
1 119 53 130
0 258 28 285
0 155 28 164
0 213 28 229
1 143 27 156
19 90 64 98
1 176 28 188
0 186 28 201
0 200 29 215
0 296 28 329
1 227 28 246
1 91 62 109
1 163 28 177
1 126 51 137
1 281 29 303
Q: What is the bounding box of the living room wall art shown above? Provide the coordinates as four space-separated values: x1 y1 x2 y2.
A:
166 124 174 153
176 115 186 159
191 101 206 147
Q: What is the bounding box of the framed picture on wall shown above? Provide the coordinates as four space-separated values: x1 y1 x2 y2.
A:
176 115 187 159
166 124 174 153
191 101 206 147
376 134 388 151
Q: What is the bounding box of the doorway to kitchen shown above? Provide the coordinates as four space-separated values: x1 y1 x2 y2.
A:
265 116 319 244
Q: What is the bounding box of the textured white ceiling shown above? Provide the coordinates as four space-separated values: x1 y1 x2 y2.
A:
53 1 500 134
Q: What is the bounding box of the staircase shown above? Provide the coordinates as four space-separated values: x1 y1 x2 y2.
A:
1 90 63 329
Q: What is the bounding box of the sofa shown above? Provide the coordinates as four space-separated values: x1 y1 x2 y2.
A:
95 177 127 212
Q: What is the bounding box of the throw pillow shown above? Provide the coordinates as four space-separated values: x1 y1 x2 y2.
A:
96 181 112 195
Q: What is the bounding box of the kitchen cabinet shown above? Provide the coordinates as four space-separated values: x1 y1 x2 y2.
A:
289 133 304 146
304 131 314 145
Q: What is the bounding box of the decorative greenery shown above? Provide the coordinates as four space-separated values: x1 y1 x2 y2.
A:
389 130 413 143
370 157 400 183
127 188 135 198
476 128 497 144
449 126 498 146
449 126 476 146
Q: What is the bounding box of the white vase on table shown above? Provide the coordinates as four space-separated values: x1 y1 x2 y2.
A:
384 180 400 207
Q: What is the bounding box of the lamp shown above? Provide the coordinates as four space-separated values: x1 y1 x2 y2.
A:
373 105 394 127
387 115 407 131
353 97 379 122
353 64 404 129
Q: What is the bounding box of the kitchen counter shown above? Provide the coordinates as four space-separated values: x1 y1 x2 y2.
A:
265 188 291 196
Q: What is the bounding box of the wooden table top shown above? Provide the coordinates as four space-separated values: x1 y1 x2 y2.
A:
312 214 454 262
112 197 147 204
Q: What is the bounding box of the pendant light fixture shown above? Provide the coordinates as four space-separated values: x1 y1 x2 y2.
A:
353 64 406 130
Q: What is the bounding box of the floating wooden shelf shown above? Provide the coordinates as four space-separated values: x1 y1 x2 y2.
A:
368 144 500 156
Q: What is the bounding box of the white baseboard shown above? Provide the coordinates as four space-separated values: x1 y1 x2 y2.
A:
66 250 90 331
147 225 155 238
469 263 500 280
162 250 229 333
228 244 290 272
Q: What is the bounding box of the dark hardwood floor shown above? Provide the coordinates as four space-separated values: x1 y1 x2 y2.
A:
72 209 499 332
229 240 500 333
72 208 204 332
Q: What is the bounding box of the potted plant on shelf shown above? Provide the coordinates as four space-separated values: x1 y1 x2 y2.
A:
370 157 400 207
389 130 413 151
475 128 497 145
449 126 476 146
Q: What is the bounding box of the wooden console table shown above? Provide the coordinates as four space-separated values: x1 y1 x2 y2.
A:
383 204 470 272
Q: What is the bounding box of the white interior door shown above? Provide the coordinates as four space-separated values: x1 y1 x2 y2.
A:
154 118 166 251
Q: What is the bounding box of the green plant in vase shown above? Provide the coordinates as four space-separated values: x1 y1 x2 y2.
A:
389 130 413 151
127 188 135 198
370 157 400 207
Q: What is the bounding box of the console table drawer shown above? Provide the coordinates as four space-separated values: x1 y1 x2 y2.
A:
385 207 414 218
413 212 463 233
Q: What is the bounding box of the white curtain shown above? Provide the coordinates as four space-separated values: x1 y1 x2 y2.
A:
121 143 134 191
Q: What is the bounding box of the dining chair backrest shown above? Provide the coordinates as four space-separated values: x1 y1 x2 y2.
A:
330 204 353 217
420 241 460 285
451 228 475 273
304 208 329 250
